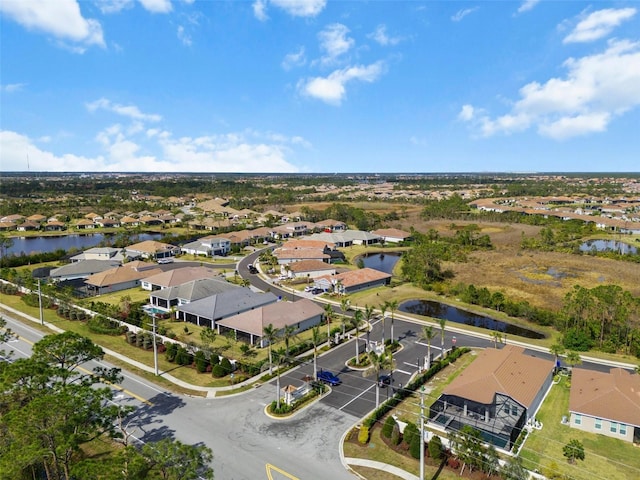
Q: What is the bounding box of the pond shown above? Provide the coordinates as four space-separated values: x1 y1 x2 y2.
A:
5 232 165 257
579 239 638 255
359 252 402 274
400 299 545 339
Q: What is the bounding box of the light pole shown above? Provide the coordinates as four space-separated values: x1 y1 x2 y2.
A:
37 278 44 326
151 313 159 376
420 386 425 480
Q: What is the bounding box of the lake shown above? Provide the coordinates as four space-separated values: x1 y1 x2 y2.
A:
360 252 402 274
400 299 545 339
579 239 638 255
4 232 165 257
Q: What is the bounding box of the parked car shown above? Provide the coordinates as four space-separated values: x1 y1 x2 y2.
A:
317 369 341 386
311 288 324 295
157 257 174 264
378 374 392 388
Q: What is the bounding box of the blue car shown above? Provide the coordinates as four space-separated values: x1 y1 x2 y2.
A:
317 369 341 386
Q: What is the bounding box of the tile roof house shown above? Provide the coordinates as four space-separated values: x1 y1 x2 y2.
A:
569 367 640 443
287 259 337 279
428 345 554 450
50 259 122 282
314 268 391 294
85 261 161 295
149 277 239 312
70 247 125 263
181 235 231 257
216 298 324 347
372 228 412 243
125 240 180 260
176 289 278 329
140 266 220 291
307 230 381 247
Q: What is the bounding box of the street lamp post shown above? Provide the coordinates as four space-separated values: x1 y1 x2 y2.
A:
37 278 44 326
151 313 159 376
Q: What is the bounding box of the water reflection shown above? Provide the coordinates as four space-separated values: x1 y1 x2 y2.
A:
400 299 545 339
360 252 402 274
579 239 638 255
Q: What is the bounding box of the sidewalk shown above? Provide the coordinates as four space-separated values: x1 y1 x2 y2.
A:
345 457 419 480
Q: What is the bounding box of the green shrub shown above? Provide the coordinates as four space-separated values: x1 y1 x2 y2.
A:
194 351 208 373
358 426 370 444
87 315 123 335
220 357 233 374
428 435 443 460
382 416 396 439
165 342 178 362
212 364 226 378
175 347 192 366
269 401 292 415
210 354 220 366
391 424 401 445
403 421 418 446
410 432 421 459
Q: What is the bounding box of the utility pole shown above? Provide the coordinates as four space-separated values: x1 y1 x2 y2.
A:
37 278 44 326
420 386 425 480
151 313 159 376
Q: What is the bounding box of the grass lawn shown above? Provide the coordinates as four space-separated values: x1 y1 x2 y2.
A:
520 375 640 480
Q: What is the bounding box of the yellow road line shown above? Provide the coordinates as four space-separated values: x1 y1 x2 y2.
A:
265 463 300 480
12 333 153 406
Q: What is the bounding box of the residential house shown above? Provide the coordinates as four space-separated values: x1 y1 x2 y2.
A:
125 240 180 261
215 298 324 346
428 345 554 449
17 221 40 232
50 259 122 282
314 268 391 294
372 228 412 244
75 219 96 230
70 247 125 263
141 266 220 291
306 230 381 247
181 235 231 257
569 367 640 443
149 277 239 312
85 261 161 295
287 260 337 279
176 289 278 329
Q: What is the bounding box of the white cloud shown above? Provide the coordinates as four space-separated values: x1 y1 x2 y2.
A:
95 0 134 14
177 25 192 46
0 0 104 50
460 39 640 140
272 0 326 17
317 23 354 65
282 47 306 70
458 104 475 121
1 83 26 93
451 7 479 22
298 61 385 105
86 98 162 122
253 0 268 21
517 0 540 15
563 8 637 44
368 25 402 46
138 0 173 14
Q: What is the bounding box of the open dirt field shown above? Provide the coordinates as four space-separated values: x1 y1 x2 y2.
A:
292 203 640 312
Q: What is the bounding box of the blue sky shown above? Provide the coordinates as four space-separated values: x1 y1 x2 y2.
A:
1 0 639 173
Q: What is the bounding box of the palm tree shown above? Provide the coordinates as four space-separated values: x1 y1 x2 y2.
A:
364 350 394 408
550 343 565 369
353 309 364 365
262 323 279 374
491 330 502 348
385 299 399 344
421 325 436 370
282 324 298 356
565 351 582 372
363 304 375 352
323 303 334 343
311 325 321 380
340 298 351 316
274 354 291 410
438 318 446 353
379 302 388 346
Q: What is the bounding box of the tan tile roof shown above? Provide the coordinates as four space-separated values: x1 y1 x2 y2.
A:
126 240 177 254
281 239 336 249
317 267 391 288
85 263 162 287
273 248 330 261
143 266 220 288
288 260 335 273
570 368 640 427
216 298 324 336
443 345 554 408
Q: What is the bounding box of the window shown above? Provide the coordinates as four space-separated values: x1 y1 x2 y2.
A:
619 424 627 435
595 418 602 430
511 405 518 416
574 414 582 425
610 422 618 433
